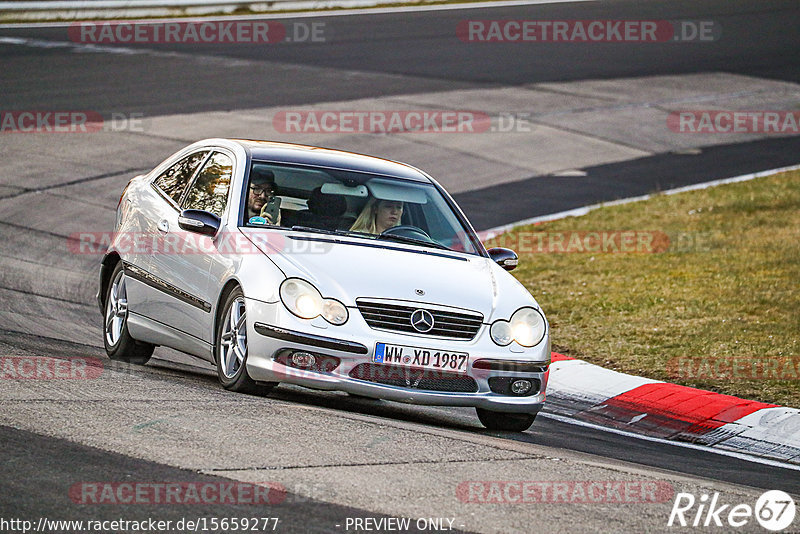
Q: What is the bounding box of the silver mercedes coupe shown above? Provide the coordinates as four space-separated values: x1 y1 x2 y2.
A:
98 139 550 431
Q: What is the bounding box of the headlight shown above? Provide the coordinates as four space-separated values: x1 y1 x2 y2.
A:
279 278 348 325
281 278 323 319
322 299 348 325
510 307 546 347
490 307 546 347
490 320 514 346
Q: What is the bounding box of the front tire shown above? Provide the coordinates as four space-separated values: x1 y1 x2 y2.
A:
103 263 154 365
215 287 275 395
476 408 538 432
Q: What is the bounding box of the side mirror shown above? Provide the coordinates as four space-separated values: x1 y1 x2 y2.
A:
487 247 519 271
178 209 221 237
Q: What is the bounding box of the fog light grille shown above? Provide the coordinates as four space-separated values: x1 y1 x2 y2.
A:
274 351 340 373
488 376 541 396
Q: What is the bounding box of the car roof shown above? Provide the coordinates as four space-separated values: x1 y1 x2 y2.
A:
230 139 432 183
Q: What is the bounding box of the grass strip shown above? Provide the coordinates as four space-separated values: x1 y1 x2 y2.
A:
488 170 800 407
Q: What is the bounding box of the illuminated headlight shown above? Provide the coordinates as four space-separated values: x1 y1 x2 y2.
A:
490 307 546 347
281 278 323 319
279 278 348 325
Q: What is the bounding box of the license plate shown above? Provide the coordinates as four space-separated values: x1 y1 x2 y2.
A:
373 342 469 374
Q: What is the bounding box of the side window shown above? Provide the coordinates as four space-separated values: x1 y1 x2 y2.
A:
153 151 208 205
182 152 234 218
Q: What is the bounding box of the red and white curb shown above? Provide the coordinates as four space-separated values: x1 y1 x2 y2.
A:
545 353 800 465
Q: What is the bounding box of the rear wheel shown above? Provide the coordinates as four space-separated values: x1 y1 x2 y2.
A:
476 408 537 432
216 287 276 395
103 263 154 365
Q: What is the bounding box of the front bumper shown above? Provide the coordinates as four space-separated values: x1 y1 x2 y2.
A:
244 299 549 414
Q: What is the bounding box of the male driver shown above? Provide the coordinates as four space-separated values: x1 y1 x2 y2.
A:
247 169 281 225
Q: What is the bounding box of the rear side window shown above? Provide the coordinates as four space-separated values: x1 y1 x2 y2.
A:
182 152 234 218
153 150 208 204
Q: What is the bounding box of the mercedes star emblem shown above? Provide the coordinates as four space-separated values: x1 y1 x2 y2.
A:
410 309 435 333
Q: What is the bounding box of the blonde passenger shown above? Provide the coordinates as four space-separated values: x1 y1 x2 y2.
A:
350 198 403 234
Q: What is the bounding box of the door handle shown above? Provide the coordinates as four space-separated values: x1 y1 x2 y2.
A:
157 219 169 233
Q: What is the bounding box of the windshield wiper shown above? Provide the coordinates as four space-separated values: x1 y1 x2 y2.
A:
290 225 344 236
377 233 452 251
290 226 451 251
291 226 380 239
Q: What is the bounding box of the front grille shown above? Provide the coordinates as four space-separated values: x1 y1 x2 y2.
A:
356 299 483 340
349 363 479 393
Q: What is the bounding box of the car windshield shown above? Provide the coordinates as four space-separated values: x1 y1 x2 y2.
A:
242 161 482 256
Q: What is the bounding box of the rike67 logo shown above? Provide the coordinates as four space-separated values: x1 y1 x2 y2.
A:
668 490 796 531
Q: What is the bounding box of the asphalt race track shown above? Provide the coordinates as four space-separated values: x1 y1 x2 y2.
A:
1 0 799 532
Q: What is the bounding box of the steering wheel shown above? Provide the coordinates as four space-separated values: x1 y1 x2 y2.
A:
380 225 432 241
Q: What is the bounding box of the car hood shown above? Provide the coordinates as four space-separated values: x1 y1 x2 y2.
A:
240 229 538 321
